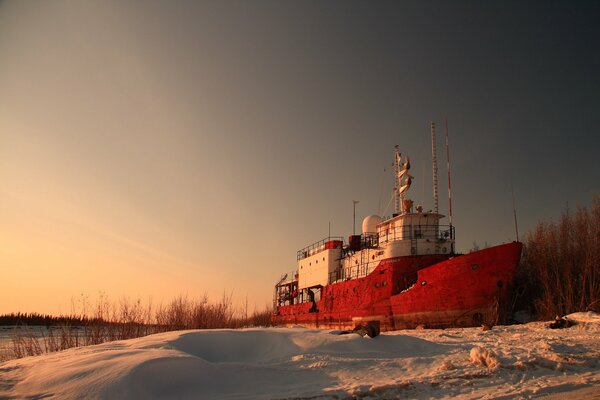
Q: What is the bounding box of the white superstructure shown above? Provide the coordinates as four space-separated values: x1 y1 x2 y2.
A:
275 146 455 306
298 245 342 289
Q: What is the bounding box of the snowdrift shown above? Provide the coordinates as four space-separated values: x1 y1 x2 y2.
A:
1 313 599 399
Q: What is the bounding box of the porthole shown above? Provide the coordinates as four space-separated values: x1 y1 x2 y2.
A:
372 255 375 260
316 260 318 264
323 257 325 261
421 281 427 286
472 264 478 270
382 281 387 287
375 282 380 288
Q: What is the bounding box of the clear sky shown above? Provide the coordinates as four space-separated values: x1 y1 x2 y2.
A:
1 1 599 315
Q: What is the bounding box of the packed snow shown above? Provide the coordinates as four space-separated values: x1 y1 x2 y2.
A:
1 313 599 399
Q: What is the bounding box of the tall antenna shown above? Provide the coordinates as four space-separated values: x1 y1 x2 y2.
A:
377 168 386 216
394 145 401 215
445 118 453 227
431 122 439 214
353 200 359 235
511 184 519 241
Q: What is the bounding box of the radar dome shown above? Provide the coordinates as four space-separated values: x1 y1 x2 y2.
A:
362 215 382 235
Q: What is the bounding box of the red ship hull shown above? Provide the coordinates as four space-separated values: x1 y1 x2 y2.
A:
273 242 522 331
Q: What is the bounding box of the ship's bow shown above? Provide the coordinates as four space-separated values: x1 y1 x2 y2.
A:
390 241 523 329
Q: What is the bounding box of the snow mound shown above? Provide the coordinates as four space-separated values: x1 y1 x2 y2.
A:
171 329 301 363
566 311 600 325
470 346 501 369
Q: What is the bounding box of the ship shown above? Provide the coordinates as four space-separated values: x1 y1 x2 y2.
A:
273 126 522 332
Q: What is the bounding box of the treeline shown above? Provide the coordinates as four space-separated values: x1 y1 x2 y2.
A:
0 312 101 327
514 195 600 320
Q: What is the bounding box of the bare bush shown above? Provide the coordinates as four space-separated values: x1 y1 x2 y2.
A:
5 293 273 361
516 196 600 319
247 308 273 327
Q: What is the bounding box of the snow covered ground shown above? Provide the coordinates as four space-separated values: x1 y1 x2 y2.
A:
1 313 599 399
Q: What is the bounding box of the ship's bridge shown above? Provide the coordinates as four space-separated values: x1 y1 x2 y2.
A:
376 212 454 257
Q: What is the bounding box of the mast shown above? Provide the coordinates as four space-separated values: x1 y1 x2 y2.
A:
394 145 401 215
431 122 439 215
353 200 359 235
512 185 519 241
445 118 453 227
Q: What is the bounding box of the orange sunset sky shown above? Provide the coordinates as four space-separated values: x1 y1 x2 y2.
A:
1 1 598 314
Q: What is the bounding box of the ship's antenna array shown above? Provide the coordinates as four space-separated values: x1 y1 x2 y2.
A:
394 145 412 214
445 118 453 227
431 122 439 214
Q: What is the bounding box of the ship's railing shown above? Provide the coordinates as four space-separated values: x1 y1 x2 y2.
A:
274 279 321 307
297 236 344 260
380 224 454 243
274 270 299 308
276 270 298 286
328 264 371 283
361 234 379 248
327 225 455 284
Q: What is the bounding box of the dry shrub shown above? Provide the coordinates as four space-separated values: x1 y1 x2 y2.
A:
6 293 273 361
515 195 600 319
247 308 273 327
155 292 242 329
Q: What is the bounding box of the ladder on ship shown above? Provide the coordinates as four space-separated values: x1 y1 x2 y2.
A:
411 238 417 255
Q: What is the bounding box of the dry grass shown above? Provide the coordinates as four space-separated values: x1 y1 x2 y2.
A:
4 293 273 361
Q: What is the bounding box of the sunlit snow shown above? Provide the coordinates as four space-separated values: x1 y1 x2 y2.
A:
1 313 599 399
